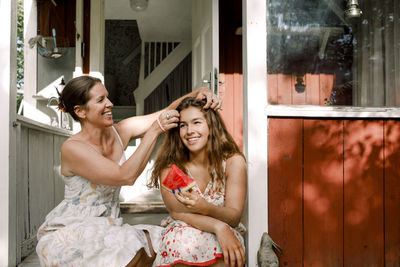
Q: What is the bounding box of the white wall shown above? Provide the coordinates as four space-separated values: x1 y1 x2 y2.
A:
0 0 17 265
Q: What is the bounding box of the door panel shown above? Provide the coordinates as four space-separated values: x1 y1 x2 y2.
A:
192 0 219 93
268 118 400 266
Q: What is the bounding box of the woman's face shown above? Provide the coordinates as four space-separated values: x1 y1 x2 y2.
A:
179 106 210 154
83 82 114 126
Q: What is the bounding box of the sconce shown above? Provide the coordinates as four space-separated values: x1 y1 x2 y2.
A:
345 0 362 18
130 0 148 11
295 75 306 93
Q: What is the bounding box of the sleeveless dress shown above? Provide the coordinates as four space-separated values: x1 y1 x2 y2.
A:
36 126 163 267
154 162 246 267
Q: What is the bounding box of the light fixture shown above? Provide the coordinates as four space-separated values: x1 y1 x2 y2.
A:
345 0 362 18
130 0 148 12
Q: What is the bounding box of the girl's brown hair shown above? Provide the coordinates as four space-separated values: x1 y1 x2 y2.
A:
148 97 245 188
58 76 101 121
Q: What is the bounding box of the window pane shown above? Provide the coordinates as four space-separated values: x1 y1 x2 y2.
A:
267 0 400 107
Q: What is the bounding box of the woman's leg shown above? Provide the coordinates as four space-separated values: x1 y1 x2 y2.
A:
125 230 156 267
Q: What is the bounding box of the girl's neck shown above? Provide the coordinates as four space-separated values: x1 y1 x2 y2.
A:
188 150 208 167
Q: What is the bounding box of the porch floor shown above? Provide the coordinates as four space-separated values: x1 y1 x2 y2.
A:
18 202 167 266
18 253 39 267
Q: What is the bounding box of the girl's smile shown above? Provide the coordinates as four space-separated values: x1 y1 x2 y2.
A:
179 107 209 153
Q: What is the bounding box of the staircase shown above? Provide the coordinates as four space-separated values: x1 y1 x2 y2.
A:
134 40 192 115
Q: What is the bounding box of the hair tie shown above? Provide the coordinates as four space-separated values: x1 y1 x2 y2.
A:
157 117 166 132
57 99 67 113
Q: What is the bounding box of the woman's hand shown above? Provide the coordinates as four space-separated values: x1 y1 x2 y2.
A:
174 189 210 215
155 110 180 133
194 87 222 110
215 222 246 267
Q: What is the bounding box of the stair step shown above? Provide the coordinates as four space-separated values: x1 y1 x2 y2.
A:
120 201 167 214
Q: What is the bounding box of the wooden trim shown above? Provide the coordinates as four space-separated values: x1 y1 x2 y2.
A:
83 0 90 74
16 115 72 137
265 105 400 118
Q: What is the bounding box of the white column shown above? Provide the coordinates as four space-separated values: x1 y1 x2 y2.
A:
23 0 37 109
89 0 105 82
74 0 84 77
0 0 17 265
243 0 267 265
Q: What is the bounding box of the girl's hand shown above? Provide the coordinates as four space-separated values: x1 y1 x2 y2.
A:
215 222 246 267
174 189 209 215
194 87 222 110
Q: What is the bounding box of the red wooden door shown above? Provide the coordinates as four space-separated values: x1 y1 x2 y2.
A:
268 118 400 267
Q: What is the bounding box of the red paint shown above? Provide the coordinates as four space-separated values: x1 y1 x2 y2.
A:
268 118 400 266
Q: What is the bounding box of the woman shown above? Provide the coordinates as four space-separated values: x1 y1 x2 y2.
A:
36 76 221 267
149 97 247 267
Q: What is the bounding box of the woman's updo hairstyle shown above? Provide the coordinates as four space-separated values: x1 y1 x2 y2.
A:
57 76 101 121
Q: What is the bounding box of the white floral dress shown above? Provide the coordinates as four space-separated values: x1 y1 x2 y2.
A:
154 161 246 267
36 127 163 267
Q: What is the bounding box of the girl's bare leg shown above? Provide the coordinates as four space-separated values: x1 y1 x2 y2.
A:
173 259 225 267
126 230 156 267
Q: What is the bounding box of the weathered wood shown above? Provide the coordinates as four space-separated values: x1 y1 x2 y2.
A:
28 129 55 238
16 120 70 261
383 120 400 266
53 135 67 205
268 118 400 266
219 73 243 149
303 119 344 267
268 118 303 266
343 120 384 266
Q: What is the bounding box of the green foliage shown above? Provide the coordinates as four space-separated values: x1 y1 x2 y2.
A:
16 0 24 112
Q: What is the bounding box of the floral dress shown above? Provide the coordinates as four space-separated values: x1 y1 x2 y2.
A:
36 127 163 267
154 162 246 267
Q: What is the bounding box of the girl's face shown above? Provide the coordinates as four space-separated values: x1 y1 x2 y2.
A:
179 106 210 154
83 82 114 126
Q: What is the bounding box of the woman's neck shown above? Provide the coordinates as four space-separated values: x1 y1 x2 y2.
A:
78 123 113 147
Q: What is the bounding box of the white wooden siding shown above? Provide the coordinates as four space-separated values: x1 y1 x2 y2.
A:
15 116 70 262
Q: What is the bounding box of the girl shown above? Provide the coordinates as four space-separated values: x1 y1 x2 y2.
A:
149 97 247 267
36 76 221 267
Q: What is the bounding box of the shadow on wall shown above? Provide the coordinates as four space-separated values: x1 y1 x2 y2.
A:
268 118 400 266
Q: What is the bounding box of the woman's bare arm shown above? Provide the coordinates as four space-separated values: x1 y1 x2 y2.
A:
115 87 221 147
61 121 163 186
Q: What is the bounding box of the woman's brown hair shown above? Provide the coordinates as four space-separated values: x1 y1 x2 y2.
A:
58 76 101 121
148 97 245 188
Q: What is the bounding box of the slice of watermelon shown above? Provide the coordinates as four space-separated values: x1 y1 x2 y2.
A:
161 164 196 193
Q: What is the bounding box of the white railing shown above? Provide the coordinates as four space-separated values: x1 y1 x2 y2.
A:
15 115 71 262
135 41 191 115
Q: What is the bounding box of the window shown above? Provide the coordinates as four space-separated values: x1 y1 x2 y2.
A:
267 0 400 107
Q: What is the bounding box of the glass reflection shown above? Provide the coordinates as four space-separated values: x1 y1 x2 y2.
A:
267 0 400 107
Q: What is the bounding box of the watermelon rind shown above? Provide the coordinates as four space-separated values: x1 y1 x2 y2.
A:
161 164 197 193
161 180 197 193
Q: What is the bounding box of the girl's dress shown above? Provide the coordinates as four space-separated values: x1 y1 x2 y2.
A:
154 162 246 267
36 126 163 267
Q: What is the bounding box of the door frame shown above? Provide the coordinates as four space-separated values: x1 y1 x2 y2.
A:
242 0 268 265
243 0 400 265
